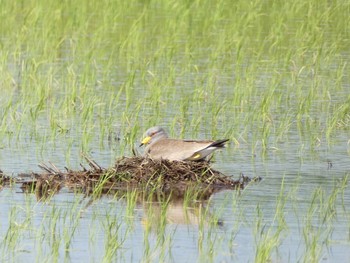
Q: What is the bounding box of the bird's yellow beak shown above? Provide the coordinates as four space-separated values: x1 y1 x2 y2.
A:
139 136 151 147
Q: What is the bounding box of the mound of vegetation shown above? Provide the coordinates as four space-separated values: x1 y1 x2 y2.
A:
1 156 260 199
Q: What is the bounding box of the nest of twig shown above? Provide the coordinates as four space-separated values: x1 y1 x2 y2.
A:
1 156 260 200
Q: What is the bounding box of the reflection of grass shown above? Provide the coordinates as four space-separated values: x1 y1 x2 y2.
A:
301 175 348 262
0 174 348 261
102 209 127 262
247 174 349 263
254 178 287 263
1 207 22 259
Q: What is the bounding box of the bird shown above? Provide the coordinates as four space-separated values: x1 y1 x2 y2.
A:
139 126 229 161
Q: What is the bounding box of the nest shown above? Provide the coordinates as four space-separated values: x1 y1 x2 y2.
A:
1 156 260 200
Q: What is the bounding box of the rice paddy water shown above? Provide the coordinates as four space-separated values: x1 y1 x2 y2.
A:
0 0 350 262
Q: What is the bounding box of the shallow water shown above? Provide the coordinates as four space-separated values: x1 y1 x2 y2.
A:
1 127 349 262
1 65 350 262
1 1 350 262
